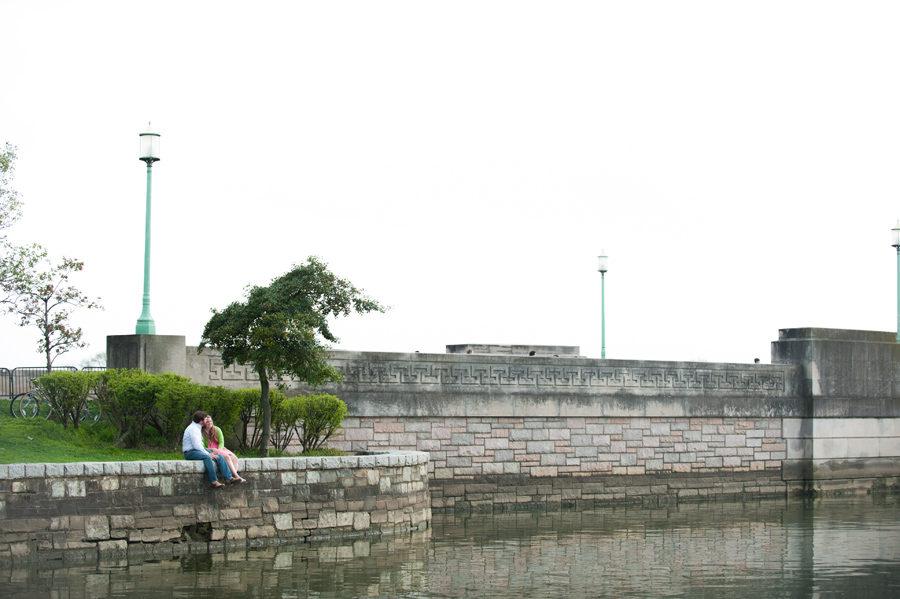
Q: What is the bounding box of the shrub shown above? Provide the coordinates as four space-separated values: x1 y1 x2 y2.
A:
93 369 162 447
294 393 347 452
232 388 286 450
35 371 98 430
196 385 244 444
150 373 201 449
271 395 303 452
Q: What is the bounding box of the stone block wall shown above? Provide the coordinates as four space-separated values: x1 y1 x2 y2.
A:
0 452 430 564
783 417 900 494
106 327 900 503
429 470 787 511
328 416 787 509
331 416 786 478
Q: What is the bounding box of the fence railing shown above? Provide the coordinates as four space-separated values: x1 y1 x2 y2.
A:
0 366 102 398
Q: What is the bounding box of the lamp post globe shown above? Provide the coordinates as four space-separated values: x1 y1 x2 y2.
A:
598 252 608 359
135 123 160 335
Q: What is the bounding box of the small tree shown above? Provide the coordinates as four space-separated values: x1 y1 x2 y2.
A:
0 142 46 309
199 256 386 456
8 256 103 369
0 142 21 233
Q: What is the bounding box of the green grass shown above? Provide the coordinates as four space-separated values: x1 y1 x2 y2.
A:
0 403 347 464
0 414 183 464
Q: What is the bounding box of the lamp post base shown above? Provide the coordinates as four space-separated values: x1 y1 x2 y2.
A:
135 317 156 335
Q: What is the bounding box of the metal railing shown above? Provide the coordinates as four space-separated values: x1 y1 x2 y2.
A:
0 366 92 398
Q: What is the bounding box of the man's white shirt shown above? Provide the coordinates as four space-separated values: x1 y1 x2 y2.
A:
183 421 205 453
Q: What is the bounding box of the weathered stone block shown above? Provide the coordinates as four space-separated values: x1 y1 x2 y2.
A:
273 513 293 530
84 516 109 541
247 525 276 539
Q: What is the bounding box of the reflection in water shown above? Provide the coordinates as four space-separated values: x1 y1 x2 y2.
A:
3 497 900 598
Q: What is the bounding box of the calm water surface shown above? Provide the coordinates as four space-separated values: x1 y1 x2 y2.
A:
3 497 900 598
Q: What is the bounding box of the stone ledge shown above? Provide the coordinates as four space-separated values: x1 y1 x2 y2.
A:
0 451 429 481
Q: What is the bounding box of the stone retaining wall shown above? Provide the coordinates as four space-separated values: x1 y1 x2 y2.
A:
0 452 430 564
328 416 787 510
106 328 900 503
331 416 786 477
429 469 787 511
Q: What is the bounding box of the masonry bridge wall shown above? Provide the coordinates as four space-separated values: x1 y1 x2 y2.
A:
109 328 900 511
0 452 430 564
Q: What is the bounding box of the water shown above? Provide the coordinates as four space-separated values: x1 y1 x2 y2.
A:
3 497 900 598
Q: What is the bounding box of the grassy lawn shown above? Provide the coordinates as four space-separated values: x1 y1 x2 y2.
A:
0 402 183 464
0 398 345 464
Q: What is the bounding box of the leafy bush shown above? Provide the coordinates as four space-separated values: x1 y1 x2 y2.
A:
150 373 201 449
294 393 347 452
93 369 163 447
35 371 98 429
271 395 302 452
196 385 244 445
232 388 286 450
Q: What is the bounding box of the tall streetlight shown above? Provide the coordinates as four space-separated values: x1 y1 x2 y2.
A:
893 222 900 343
135 123 160 335
598 252 608 358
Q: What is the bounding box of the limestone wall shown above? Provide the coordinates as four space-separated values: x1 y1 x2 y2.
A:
0 452 430 564
783 418 900 494
107 327 900 501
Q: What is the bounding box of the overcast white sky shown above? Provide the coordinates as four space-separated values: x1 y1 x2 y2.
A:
2 1 899 369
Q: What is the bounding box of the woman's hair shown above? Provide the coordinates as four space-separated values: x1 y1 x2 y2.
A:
201 418 215 442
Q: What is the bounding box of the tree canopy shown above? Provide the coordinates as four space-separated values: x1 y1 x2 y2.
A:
199 256 386 455
10 257 103 369
1 142 102 367
0 143 45 308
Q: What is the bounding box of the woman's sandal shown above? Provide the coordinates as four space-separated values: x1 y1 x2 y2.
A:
227 477 245 484
211 481 224 489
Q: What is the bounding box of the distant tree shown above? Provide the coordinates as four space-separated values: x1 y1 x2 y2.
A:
80 352 107 368
199 256 386 456
1 143 102 368
8 256 103 370
0 142 46 308
0 142 21 231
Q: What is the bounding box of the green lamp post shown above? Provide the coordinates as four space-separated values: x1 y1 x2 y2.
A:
135 123 160 335
598 252 608 358
893 222 900 343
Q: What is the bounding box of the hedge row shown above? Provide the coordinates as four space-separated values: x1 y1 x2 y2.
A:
35 370 346 452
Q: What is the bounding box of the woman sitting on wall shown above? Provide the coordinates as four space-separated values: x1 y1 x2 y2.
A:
203 416 245 484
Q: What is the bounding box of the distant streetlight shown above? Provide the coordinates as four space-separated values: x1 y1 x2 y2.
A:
892 222 900 343
135 123 160 335
598 252 608 358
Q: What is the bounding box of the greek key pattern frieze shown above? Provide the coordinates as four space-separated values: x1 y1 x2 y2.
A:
207 359 260 382
335 361 786 392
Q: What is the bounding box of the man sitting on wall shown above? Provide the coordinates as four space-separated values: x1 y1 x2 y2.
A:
183 410 235 488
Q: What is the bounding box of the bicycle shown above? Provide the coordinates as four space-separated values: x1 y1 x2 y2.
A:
11 380 102 423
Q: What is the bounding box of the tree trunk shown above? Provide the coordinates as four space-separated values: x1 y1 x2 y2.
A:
43 297 52 371
258 367 271 457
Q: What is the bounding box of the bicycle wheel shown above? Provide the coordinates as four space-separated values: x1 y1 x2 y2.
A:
15 392 49 419
81 396 102 423
9 394 21 418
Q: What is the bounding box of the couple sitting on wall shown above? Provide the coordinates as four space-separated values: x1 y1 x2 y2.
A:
183 411 246 489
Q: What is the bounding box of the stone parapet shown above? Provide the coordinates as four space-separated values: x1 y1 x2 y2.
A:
0 452 430 564
189 348 806 418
